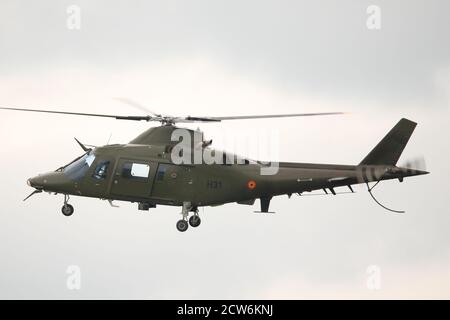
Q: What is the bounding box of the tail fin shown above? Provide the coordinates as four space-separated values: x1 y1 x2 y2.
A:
360 118 417 166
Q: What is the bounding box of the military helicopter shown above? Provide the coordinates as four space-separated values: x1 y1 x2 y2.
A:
0 105 428 232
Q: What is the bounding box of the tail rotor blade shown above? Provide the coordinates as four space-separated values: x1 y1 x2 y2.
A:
401 156 427 171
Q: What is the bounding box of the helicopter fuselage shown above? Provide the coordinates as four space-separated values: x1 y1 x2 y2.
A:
27 141 424 209
23 121 428 232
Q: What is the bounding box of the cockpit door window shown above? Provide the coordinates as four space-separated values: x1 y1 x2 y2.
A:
156 164 167 181
92 161 110 180
122 162 150 179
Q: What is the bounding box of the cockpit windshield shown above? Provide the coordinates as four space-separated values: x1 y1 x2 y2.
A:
62 151 96 180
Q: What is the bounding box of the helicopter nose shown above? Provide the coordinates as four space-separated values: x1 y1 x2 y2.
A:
27 172 71 192
27 175 45 189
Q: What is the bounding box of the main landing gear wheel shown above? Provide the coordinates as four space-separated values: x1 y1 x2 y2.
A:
189 215 201 228
176 219 189 232
61 204 74 216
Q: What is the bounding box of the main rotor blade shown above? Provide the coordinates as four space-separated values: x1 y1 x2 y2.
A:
113 97 162 117
1 107 346 124
201 112 346 121
176 116 221 123
0 107 152 121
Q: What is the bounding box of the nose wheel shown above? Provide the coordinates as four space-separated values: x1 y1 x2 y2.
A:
62 204 74 216
61 195 74 216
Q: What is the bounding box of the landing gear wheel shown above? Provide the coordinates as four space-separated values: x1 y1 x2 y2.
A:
61 204 74 216
176 219 189 232
189 215 201 228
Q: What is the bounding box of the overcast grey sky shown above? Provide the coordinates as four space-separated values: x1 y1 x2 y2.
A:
0 0 449 299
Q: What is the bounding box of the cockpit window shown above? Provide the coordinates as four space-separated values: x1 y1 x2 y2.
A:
63 151 96 181
85 153 95 166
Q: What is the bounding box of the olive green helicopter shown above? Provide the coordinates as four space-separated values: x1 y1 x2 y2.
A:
0 103 428 232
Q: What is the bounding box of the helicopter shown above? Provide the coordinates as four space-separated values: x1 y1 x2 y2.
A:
0 105 429 232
